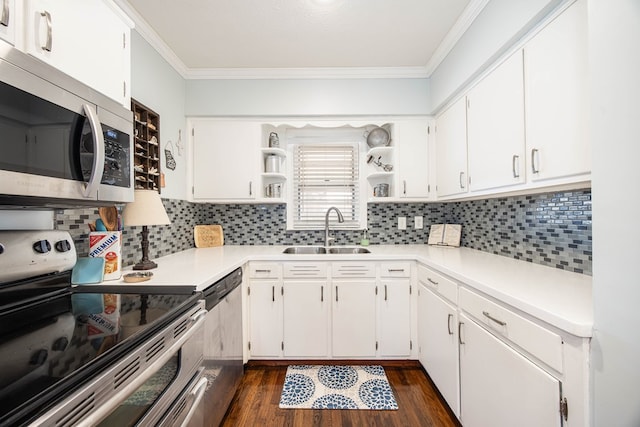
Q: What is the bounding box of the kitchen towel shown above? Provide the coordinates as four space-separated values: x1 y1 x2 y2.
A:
279 365 398 410
71 257 105 285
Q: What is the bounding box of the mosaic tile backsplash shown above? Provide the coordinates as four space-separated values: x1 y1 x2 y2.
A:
54 189 592 275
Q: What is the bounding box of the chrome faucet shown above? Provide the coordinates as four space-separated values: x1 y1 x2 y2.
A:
324 207 344 247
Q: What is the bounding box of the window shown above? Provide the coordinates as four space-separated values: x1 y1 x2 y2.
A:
290 143 364 230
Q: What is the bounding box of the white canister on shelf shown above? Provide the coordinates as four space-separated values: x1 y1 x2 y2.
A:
265 155 280 173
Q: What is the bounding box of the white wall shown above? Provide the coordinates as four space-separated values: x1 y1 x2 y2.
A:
429 0 562 112
185 78 429 117
589 1 640 425
131 31 188 200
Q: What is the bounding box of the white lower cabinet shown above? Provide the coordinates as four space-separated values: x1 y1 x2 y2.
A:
283 281 329 357
247 280 282 358
378 279 412 357
247 261 414 359
458 314 561 427
332 281 377 357
418 283 460 417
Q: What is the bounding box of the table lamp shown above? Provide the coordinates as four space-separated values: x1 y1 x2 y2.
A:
123 189 171 270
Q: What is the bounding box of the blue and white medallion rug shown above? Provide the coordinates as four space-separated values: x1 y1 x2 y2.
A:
279 365 398 410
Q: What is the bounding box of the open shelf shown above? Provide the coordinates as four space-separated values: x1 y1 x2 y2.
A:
132 99 161 193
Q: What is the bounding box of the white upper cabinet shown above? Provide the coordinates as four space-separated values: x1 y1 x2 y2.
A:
191 119 260 200
24 0 131 106
436 97 468 198
467 50 526 192
524 0 590 182
396 118 432 199
0 0 16 45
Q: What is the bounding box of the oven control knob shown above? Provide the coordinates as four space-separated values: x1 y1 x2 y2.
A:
30 349 48 366
55 240 72 253
33 240 51 254
52 337 69 351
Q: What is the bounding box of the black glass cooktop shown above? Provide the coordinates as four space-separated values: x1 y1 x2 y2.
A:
0 272 200 426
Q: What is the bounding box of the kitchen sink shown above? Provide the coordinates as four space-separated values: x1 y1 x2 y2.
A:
328 247 371 254
282 246 327 254
282 246 371 254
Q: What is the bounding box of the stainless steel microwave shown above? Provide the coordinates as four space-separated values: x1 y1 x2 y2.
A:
0 43 133 208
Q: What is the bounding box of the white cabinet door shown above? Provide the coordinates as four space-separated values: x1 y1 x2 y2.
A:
283 281 329 357
248 281 282 358
396 119 431 198
524 0 590 182
467 50 526 192
0 0 16 45
418 284 460 417
459 314 561 427
24 0 131 106
332 281 377 357
378 280 411 357
192 120 260 200
435 97 468 198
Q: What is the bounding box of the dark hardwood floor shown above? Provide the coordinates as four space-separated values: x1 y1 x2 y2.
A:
220 361 460 427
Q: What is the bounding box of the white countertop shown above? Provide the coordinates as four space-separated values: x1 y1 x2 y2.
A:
95 244 593 338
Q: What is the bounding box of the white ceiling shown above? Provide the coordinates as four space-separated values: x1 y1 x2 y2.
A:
117 0 487 79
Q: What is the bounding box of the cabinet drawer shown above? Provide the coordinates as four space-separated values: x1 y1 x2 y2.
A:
459 287 563 373
417 264 458 304
249 263 281 279
332 262 375 278
283 262 328 278
379 262 412 278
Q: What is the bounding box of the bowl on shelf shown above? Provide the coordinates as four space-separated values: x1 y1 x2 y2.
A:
364 126 390 148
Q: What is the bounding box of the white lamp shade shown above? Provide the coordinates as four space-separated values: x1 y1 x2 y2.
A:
123 190 171 227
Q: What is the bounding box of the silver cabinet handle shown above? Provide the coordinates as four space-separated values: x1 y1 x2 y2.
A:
531 148 540 174
255 269 271 273
459 171 465 189
335 286 338 302
427 278 438 286
40 11 53 52
482 311 507 326
447 314 453 335
458 322 465 345
388 269 405 273
403 180 407 195
1 0 9 27
249 181 252 196
272 285 275 302
321 286 324 302
82 104 105 198
384 285 388 301
512 154 520 178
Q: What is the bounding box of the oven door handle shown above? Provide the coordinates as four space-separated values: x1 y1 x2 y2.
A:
179 376 209 427
82 104 105 198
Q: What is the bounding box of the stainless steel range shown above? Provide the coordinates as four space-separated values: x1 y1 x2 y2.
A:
0 230 206 427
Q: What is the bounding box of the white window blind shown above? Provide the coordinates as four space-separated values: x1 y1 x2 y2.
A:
292 143 361 230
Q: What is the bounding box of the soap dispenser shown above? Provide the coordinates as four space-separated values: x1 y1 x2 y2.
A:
360 228 370 246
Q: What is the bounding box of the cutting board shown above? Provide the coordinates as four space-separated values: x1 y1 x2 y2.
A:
194 225 224 248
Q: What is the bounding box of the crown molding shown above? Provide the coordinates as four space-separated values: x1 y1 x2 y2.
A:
424 0 490 76
113 0 189 77
115 0 487 81
184 66 429 80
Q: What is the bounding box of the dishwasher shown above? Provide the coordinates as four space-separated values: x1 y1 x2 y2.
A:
189 267 244 427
